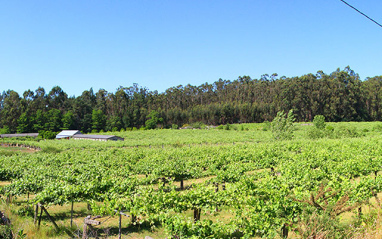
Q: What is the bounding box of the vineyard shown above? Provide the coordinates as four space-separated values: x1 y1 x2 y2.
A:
1 122 382 238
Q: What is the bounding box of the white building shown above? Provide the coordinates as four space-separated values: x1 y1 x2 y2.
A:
72 134 124 141
56 130 82 139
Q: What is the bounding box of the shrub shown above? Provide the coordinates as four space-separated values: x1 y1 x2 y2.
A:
192 122 205 129
172 124 179 130
271 110 295 140
296 209 350 239
224 123 231 130
38 130 57 139
0 126 10 134
313 115 326 130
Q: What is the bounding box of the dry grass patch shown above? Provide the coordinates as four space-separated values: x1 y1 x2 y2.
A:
0 181 11 187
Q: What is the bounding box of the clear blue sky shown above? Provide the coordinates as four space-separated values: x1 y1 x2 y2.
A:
1 0 381 97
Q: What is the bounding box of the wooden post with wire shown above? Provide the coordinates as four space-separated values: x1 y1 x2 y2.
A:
83 215 101 239
114 210 129 239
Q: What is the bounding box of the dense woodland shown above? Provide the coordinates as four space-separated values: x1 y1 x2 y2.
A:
1 66 382 133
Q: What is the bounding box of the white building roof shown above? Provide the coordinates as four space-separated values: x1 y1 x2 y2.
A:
73 134 124 141
56 130 82 139
0 133 39 138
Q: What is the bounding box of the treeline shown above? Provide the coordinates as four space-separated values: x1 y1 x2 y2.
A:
0 66 382 133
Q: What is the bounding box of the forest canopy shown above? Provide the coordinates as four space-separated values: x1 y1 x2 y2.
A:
1 67 381 133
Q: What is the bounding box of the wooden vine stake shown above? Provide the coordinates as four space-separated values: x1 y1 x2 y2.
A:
193 208 201 222
37 204 59 231
119 213 122 239
34 204 39 224
71 201 74 227
282 224 288 238
38 206 43 229
6 194 12 204
83 215 101 239
114 210 129 239
214 182 219 212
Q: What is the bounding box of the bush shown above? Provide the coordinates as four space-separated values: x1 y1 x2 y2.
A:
313 115 326 130
0 126 10 134
296 209 350 239
271 110 295 140
224 123 231 130
192 122 206 129
171 124 179 130
38 130 57 139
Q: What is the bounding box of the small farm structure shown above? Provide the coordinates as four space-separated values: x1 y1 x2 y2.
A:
56 130 82 139
72 134 124 141
0 133 39 138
